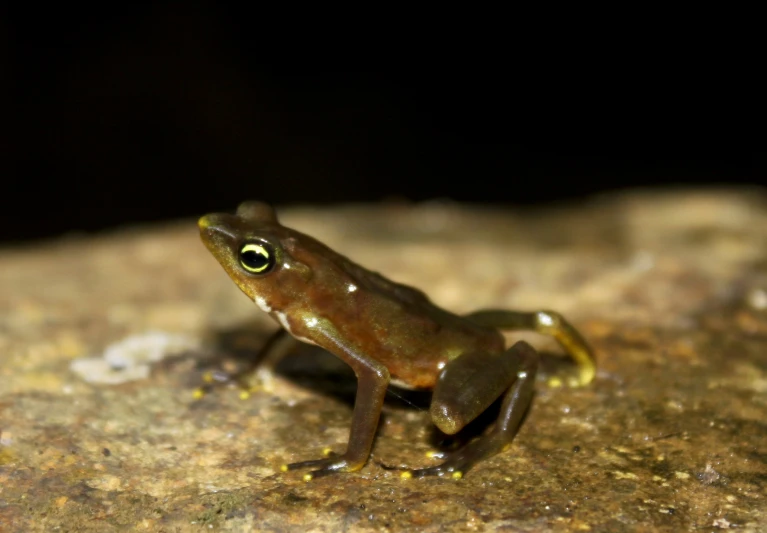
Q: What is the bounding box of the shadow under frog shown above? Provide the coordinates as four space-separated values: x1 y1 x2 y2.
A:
200 320 581 463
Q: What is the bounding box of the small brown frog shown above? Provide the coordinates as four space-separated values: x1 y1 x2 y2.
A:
199 202 595 479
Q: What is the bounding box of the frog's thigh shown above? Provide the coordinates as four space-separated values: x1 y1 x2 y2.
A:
465 309 595 385
430 341 538 435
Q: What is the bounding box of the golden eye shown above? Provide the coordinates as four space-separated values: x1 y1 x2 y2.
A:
239 242 275 274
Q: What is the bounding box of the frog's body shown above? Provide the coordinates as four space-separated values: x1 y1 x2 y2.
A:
199 202 596 479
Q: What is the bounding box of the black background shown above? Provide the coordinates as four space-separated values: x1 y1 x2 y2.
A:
6 5 763 244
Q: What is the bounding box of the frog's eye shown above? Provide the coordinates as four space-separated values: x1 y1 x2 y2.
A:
238 242 275 274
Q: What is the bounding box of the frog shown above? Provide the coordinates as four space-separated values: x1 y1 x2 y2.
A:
198 201 596 480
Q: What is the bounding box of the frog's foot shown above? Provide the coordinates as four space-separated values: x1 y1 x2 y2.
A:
465 309 596 386
193 329 299 400
545 372 582 389
281 451 362 481
406 340 538 480
403 435 507 480
192 367 261 400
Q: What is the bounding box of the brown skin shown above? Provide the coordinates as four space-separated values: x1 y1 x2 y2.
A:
199 201 596 479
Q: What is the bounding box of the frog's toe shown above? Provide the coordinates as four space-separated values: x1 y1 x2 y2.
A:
302 466 345 481
401 450 472 479
406 437 502 479
283 456 335 472
282 453 360 479
193 366 262 400
407 463 465 479
424 449 447 460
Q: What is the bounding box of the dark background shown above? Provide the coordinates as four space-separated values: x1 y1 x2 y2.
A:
6 5 763 243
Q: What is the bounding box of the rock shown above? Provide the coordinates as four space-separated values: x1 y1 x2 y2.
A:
0 189 765 531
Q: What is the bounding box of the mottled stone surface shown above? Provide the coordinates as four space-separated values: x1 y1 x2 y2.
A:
1 190 766 532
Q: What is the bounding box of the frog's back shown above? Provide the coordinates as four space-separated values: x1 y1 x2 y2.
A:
283 228 505 388
283 226 428 303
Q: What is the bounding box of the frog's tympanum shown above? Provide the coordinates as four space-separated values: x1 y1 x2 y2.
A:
199 202 596 480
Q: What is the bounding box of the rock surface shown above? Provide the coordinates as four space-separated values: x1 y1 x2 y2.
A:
1 189 766 532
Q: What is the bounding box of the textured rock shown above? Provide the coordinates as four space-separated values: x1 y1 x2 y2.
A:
1 189 766 532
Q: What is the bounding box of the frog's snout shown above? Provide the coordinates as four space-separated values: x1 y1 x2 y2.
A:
197 215 219 242
198 215 216 232
198 214 238 245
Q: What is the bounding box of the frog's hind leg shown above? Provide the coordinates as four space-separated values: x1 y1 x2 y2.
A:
466 309 595 386
409 340 538 479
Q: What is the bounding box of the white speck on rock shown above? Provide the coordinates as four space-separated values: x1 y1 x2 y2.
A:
747 288 767 310
70 331 200 384
713 517 731 529
698 463 721 484
631 250 655 272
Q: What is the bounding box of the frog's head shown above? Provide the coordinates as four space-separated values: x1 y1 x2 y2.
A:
198 201 306 303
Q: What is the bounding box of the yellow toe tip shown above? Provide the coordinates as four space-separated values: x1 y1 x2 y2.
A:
322 447 333 457
238 391 251 400
302 473 313 482
547 377 563 388
279 464 289 472
400 471 413 480
579 367 596 387
451 471 463 480
192 388 205 400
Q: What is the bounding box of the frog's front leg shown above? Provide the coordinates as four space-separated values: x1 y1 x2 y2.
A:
409 340 538 479
282 334 390 480
197 328 301 397
466 309 595 386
